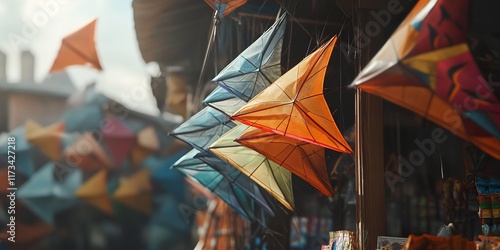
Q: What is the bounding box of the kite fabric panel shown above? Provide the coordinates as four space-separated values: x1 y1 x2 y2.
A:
102 116 137 167
131 126 161 165
61 105 103 132
349 0 500 159
232 36 353 154
203 86 247 116
170 106 236 151
212 14 286 102
50 19 102 72
63 132 114 172
171 149 257 221
113 169 153 214
208 124 295 211
17 163 82 223
236 126 334 197
25 120 65 161
76 169 114 215
195 150 276 216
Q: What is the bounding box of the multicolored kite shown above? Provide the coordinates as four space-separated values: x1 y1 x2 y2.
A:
350 0 500 159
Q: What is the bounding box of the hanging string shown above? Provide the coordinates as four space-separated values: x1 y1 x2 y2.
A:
440 150 445 179
193 10 219 116
278 2 317 45
397 107 402 175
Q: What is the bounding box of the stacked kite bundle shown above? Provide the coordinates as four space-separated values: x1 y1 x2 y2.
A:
0 90 193 248
169 11 354 241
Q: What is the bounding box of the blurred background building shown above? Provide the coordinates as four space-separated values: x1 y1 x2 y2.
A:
0 50 75 132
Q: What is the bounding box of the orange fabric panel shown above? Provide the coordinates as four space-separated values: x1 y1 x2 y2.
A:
232 36 352 154
236 126 334 196
76 170 114 215
358 85 500 159
113 169 153 214
63 133 114 172
25 120 64 161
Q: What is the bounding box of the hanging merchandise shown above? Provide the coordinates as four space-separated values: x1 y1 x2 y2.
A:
324 230 357 250
475 176 500 236
490 178 500 235
440 178 468 234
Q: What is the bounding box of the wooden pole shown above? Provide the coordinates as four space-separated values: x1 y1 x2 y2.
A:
355 89 386 250
354 6 388 250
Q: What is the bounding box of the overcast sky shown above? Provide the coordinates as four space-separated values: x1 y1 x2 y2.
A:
0 0 160 115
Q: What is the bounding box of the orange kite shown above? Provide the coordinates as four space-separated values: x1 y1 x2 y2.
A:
50 19 102 73
76 169 114 215
25 120 65 161
231 36 352 154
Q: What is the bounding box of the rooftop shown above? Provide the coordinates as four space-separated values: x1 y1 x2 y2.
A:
0 50 76 98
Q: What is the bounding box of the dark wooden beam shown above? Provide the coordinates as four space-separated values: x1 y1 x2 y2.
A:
354 3 389 249
355 89 386 250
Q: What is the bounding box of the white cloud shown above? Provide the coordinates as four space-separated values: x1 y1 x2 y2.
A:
0 0 158 117
0 2 5 15
95 68 159 116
